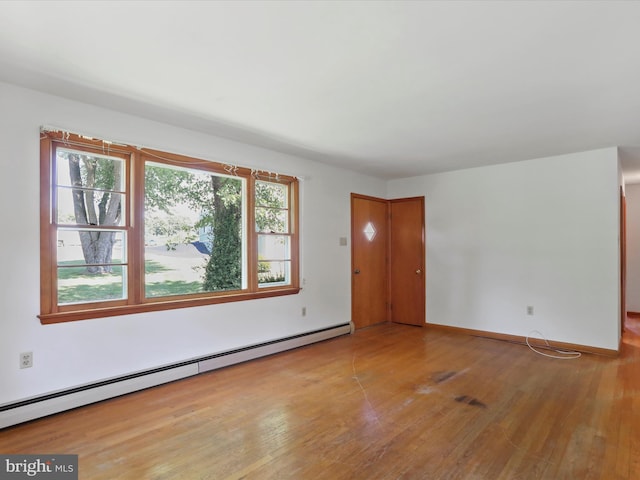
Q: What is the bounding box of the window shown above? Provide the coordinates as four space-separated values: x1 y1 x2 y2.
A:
40 130 299 323
256 181 293 287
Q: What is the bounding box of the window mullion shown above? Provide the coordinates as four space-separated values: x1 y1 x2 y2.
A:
247 175 259 292
130 151 144 304
40 131 300 324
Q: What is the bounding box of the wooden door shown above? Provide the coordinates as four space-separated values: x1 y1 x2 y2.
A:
621 187 627 334
389 197 425 326
351 194 389 329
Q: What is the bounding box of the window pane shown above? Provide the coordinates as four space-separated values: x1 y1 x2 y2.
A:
256 181 287 209
144 162 245 297
258 235 291 286
56 187 125 226
258 235 290 261
144 246 208 298
57 228 126 304
42 131 301 323
57 229 125 264
55 148 125 228
255 207 288 233
56 148 124 191
58 265 126 305
258 261 290 286
256 181 288 233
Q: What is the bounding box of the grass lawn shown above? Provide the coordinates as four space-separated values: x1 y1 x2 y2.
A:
58 260 205 304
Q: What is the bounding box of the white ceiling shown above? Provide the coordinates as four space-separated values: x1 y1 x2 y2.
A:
1 0 640 181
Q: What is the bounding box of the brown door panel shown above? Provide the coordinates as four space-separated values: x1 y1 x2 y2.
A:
389 197 425 326
351 195 389 329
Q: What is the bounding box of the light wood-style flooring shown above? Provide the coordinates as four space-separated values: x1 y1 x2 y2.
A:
1 320 639 479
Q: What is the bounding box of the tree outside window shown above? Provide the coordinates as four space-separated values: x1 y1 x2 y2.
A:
40 130 299 323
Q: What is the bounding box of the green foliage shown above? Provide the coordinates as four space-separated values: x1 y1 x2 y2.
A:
257 256 286 284
62 156 290 293
57 264 123 280
256 181 286 208
59 279 204 303
144 260 172 274
255 181 287 233
145 164 243 291
203 176 242 291
258 260 270 273
145 280 204 298
57 260 196 303
259 273 286 283
58 282 124 304
145 214 197 250
57 149 123 274
145 164 194 212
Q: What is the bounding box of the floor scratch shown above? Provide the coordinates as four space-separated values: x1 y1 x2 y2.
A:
352 354 382 426
497 424 555 467
431 367 470 385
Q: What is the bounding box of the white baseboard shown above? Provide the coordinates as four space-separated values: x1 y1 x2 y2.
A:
0 324 350 429
0 364 198 430
198 323 352 372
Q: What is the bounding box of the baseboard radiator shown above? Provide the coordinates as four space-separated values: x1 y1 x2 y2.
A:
0 323 351 430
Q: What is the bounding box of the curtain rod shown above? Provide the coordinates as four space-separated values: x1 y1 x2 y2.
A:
40 125 305 181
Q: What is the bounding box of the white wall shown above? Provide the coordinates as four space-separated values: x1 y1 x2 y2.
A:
0 79 624 409
387 149 621 351
0 81 386 405
626 184 640 313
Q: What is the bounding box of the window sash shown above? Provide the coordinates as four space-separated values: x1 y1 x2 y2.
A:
39 130 300 323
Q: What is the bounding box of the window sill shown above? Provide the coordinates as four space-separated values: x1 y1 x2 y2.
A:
39 287 302 324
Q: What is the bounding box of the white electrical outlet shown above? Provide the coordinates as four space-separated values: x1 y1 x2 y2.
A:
526 306 534 316
20 352 33 369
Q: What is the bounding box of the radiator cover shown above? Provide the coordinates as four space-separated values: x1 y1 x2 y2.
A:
0 323 351 429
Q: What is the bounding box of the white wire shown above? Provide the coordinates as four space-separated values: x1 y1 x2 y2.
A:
525 330 581 360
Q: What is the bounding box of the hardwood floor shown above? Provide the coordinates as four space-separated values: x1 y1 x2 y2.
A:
1 321 638 479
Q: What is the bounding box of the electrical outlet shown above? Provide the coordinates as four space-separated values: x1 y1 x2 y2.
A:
302 307 307 317
20 352 33 369
526 306 534 316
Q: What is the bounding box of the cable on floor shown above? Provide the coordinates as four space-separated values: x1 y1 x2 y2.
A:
526 330 581 359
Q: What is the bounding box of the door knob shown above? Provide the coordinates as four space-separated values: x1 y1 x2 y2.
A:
354 269 361 274
415 269 422 274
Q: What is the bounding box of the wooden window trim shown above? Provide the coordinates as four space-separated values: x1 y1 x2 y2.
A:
39 130 300 324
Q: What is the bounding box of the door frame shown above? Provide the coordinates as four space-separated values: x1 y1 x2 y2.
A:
621 186 627 335
351 193 426 329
